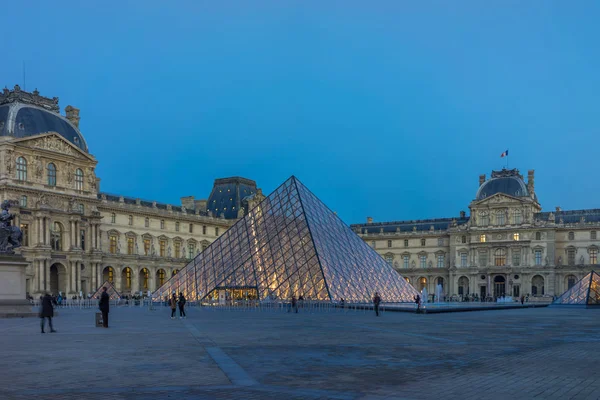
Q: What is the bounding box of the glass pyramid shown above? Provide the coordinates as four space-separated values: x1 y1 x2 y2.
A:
92 281 121 300
153 176 418 303
552 271 600 308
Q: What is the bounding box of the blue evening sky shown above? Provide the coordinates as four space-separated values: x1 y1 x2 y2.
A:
1 1 598 224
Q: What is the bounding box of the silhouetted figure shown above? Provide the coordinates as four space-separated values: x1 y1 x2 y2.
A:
40 293 56 333
99 287 110 328
170 293 177 319
414 294 421 314
178 293 186 319
373 292 381 316
289 296 298 313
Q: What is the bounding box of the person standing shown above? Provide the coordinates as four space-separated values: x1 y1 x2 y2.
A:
373 292 381 316
99 287 110 328
414 294 421 314
178 293 186 319
40 293 56 333
170 293 177 319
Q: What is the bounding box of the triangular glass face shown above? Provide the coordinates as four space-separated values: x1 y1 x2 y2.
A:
553 271 600 306
153 176 419 303
92 281 121 300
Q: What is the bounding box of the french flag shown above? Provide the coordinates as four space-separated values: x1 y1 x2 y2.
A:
500 150 509 158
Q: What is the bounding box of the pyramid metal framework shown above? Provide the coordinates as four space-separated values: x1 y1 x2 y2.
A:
552 271 600 308
92 281 121 300
153 176 418 303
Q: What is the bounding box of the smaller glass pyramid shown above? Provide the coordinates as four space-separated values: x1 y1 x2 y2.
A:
92 281 121 300
552 271 600 308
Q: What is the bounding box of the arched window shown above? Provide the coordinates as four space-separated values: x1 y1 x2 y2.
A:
494 248 506 266
122 267 132 290
140 268 149 290
75 168 84 190
47 163 57 186
513 210 522 224
16 157 27 181
157 269 166 287
103 267 114 283
496 210 505 225
51 222 63 251
418 277 427 291
532 275 545 296
480 213 489 226
172 269 179 276
566 275 577 290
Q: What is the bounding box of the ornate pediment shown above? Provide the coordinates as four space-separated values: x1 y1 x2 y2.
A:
472 192 527 206
14 132 93 161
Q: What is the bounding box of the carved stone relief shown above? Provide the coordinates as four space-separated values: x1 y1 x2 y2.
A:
32 135 74 156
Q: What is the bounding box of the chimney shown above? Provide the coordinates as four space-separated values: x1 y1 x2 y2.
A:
479 174 486 186
527 170 535 192
65 105 80 128
181 196 195 210
460 210 466 219
367 216 373 224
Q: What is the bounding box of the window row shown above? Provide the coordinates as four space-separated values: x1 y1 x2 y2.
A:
18 195 84 213
478 210 524 226
479 233 520 243
567 231 596 241
16 157 85 190
375 238 447 249
110 213 219 235
387 254 446 269
108 235 209 258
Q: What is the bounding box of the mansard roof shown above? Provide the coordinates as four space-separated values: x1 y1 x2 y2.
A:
535 209 600 224
351 216 470 234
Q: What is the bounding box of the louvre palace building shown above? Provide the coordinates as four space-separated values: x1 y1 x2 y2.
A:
351 169 600 301
0 86 264 298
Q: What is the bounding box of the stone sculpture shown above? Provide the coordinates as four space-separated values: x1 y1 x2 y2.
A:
0 200 23 254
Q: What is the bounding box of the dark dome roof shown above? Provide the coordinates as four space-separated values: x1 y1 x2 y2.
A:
0 87 88 153
475 169 530 201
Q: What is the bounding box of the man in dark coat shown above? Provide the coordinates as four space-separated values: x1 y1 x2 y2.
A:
373 292 381 316
40 293 56 333
99 287 110 328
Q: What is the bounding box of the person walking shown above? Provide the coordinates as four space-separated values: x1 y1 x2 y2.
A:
414 294 421 314
99 287 110 328
178 293 186 319
40 293 56 333
170 293 177 319
373 292 381 316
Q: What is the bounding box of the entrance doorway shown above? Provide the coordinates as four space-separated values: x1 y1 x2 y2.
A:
49 263 67 295
480 285 487 300
494 275 506 298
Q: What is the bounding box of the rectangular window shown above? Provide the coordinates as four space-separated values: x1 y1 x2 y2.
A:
215 227 219 236
460 253 467 267
480 215 488 226
421 239 426 246
403 255 409 268
461 236 467 244
387 240 392 248
536 250 543 266
127 237 134 255
385 255 393 265
512 250 521 266
567 249 575 266
479 252 487 266
175 222 180 232
202 225 207 235
111 213 116 223
160 220 165 229
189 223 193 233
513 233 520 241
437 254 444 268
80 229 85 250
20 195 27 208
20 224 28 246
419 255 426 268
188 243 195 259
497 212 505 225
513 210 522 224
371 241 376 249
109 235 117 254
160 240 166 257
568 232 575 240
175 242 181 258
480 234 486 243
145 218 149 228
592 231 597 240
591 248 598 265
144 239 150 256
404 239 408 247
78 203 84 214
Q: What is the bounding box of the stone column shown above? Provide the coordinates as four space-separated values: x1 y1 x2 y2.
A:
115 266 122 292
37 260 43 293
45 217 51 246
131 266 139 294
44 259 49 292
76 261 81 293
37 217 41 245
65 261 72 295
149 267 156 293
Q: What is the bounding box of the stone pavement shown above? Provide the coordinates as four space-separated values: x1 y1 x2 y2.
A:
1 305 599 400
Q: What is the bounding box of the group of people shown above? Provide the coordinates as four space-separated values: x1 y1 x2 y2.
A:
288 295 304 313
169 292 187 319
40 289 110 333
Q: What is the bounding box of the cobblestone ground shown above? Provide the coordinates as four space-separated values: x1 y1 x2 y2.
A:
1 305 599 399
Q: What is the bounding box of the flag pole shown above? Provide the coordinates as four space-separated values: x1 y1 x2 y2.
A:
506 149 509 169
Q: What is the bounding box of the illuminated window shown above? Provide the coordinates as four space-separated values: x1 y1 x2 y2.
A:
513 210 522 224
175 222 180 232
419 255 426 268
75 168 84 190
16 157 27 181
568 232 574 241
404 239 408 247
403 255 409 268
494 248 506 266
105 267 114 283
513 233 520 241
480 234 486 243
109 235 117 254
387 240 392 248
437 254 444 268
124 268 132 289
144 239 150 256
175 242 181 258
496 211 505 225
160 240 166 257
160 220 165 229
140 268 149 289
172 269 179 276
590 248 597 265
421 239 426 246
158 269 166 286
536 249 543 266
460 253 467 267
20 224 28 246
47 163 57 186
127 237 134 255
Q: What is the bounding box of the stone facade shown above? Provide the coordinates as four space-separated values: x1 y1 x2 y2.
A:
351 169 600 301
0 87 240 297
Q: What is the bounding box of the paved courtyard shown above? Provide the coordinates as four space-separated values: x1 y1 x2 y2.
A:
1 305 599 400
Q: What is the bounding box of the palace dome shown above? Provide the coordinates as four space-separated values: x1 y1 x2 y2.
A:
0 86 88 153
475 169 531 201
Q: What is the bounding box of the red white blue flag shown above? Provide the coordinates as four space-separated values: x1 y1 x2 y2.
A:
500 150 509 158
